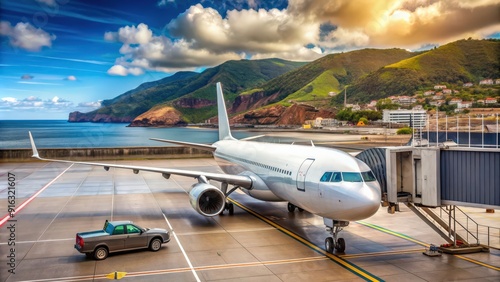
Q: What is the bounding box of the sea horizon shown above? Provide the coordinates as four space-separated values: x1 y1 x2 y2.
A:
0 120 258 149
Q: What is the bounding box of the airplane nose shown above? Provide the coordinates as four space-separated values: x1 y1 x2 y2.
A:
362 182 382 216
346 182 381 221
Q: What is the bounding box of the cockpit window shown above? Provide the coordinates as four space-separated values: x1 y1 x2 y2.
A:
330 172 342 182
320 172 332 182
341 172 363 182
361 171 377 182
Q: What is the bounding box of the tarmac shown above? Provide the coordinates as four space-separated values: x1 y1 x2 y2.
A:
0 157 499 282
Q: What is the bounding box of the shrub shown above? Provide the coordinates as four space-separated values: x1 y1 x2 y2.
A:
397 127 413 134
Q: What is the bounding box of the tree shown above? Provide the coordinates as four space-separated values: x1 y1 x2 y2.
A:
359 117 369 125
376 98 399 110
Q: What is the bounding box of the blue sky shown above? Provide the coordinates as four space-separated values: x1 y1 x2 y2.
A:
1 0 499 120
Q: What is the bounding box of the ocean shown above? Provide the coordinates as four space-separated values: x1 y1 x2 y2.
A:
0 120 258 149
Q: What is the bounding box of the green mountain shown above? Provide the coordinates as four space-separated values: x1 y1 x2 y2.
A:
68 58 305 122
70 39 500 125
235 48 416 110
334 39 500 104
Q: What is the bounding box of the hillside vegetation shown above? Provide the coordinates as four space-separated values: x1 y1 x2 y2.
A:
245 48 415 108
335 39 500 104
69 58 305 123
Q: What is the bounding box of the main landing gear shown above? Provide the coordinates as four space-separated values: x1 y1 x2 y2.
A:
324 218 349 253
220 202 234 215
219 182 237 215
287 202 304 212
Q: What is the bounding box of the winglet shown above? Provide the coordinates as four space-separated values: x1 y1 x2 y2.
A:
28 131 40 159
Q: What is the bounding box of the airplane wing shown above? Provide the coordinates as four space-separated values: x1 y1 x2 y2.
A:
149 138 216 152
29 132 252 189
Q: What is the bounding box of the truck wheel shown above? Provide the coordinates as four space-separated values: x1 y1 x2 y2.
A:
149 238 162 252
94 246 108 260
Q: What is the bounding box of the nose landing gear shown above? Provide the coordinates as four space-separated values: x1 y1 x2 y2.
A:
324 218 349 253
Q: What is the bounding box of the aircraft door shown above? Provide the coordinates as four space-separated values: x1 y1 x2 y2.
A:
296 158 315 191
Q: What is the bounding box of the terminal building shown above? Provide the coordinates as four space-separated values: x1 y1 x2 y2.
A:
383 109 427 128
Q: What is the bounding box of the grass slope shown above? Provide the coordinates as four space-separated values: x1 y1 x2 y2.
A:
340 39 500 103
244 48 415 107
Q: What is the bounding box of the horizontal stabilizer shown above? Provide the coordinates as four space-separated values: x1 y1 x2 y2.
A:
28 131 40 158
150 138 216 152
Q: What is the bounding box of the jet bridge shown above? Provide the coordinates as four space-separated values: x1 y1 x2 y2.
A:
356 146 500 249
357 146 500 208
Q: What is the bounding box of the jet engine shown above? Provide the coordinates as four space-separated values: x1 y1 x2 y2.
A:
189 183 226 217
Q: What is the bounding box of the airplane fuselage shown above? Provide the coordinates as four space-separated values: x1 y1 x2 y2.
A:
213 139 381 221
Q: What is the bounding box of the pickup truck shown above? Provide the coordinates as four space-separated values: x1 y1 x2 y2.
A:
75 220 170 260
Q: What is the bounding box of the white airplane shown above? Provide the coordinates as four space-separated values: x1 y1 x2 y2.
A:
29 82 381 253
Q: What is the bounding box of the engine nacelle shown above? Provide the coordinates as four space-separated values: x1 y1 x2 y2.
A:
189 183 225 217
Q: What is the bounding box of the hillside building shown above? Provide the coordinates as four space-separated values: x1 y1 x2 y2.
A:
485 97 498 104
479 79 493 85
382 109 427 128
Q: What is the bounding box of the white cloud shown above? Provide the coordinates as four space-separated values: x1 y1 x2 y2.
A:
0 95 73 111
107 65 128 76
167 4 320 55
2 97 18 103
0 21 56 52
105 6 323 75
104 1 500 73
107 65 145 76
117 23 153 44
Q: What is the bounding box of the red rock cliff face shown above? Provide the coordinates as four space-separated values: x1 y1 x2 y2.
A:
230 104 335 125
229 91 280 114
129 106 186 127
173 98 216 109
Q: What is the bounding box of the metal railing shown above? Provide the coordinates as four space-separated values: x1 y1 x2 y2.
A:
409 204 499 249
436 205 499 249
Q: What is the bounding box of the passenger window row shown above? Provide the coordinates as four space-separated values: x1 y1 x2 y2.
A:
218 153 292 176
320 171 377 182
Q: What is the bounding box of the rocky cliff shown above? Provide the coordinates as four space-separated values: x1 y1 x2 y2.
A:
173 98 216 109
231 104 336 125
128 106 186 127
229 91 280 114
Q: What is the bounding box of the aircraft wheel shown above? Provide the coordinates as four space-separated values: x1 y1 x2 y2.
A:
388 206 395 214
94 246 108 260
335 238 346 253
287 202 296 212
325 237 334 253
228 203 234 215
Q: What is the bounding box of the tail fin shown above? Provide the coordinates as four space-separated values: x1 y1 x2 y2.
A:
216 82 235 140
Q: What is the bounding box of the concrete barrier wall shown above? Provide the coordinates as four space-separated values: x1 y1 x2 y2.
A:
0 146 213 162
